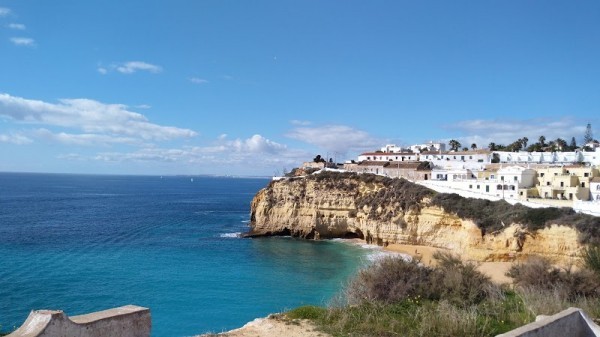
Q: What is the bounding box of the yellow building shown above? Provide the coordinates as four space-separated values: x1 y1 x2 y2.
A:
535 165 599 201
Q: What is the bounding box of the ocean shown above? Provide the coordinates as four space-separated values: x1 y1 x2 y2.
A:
0 173 374 336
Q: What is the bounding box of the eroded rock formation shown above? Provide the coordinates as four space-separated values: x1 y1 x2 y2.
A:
248 173 585 263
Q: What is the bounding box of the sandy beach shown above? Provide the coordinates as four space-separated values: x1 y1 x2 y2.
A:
384 243 514 284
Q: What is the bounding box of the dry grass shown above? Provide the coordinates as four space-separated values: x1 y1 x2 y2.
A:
287 254 600 337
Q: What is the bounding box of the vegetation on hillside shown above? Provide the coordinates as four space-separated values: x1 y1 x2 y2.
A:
274 171 600 243
286 253 600 337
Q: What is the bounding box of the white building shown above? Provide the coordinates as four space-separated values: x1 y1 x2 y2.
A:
496 166 537 189
409 141 446 153
379 144 407 153
358 152 419 162
494 149 600 166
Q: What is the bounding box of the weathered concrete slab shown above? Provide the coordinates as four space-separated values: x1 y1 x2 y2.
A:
497 307 600 337
6 305 150 337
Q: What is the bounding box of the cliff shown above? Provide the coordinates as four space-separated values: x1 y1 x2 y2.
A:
248 172 599 263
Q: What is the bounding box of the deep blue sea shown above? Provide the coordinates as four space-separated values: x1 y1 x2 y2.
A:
0 173 372 336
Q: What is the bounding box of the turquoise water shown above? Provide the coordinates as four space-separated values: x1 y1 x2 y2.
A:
0 173 369 336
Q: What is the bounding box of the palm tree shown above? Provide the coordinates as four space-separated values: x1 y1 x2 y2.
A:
448 139 461 151
471 143 477 150
488 142 496 151
521 137 529 149
539 135 546 147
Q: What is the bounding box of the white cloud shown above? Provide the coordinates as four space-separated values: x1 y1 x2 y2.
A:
190 77 209 84
0 133 32 145
35 128 141 146
91 134 310 169
135 104 151 109
116 61 162 74
287 124 381 154
97 67 108 75
0 7 11 16
10 37 35 47
0 93 197 141
8 23 26 30
447 117 588 147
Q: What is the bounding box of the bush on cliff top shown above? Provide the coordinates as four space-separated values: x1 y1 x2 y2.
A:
287 254 600 337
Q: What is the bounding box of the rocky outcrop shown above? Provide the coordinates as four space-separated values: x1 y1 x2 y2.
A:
248 173 585 263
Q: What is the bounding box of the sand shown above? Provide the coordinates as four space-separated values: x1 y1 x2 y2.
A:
384 243 514 285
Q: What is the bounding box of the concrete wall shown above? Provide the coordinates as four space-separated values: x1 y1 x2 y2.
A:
7 305 150 337
497 307 600 337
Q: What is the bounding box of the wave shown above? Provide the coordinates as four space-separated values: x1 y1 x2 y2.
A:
365 250 412 263
219 232 241 238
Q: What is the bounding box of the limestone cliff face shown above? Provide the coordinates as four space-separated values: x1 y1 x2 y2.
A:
249 174 584 263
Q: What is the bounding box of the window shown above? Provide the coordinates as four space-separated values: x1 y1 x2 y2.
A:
514 176 518 181
540 173 545 177
497 185 502 190
490 175 495 179
582 182 586 188
477 185 480 189
469 185 473 189
560 182 564 187
584 173 589 177
469 156 473 159
597 185 600 191
511 186 515 190
461 156 465 160
547 182 551 186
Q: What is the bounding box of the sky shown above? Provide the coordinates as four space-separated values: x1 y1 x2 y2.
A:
0 1 599 176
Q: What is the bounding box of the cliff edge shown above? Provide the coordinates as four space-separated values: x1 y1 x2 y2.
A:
248 171 600 263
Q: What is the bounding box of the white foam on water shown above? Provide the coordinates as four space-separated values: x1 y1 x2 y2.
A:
219 232 241 238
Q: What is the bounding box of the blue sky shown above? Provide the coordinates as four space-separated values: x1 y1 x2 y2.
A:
0 1 598 175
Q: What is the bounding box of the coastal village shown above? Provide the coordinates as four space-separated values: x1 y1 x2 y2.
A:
298 132 600 217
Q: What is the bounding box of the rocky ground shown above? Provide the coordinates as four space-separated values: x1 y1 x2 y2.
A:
198 315 330 337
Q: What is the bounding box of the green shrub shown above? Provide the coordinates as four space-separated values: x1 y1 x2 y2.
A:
345 256 434 305
345 254 499 307
583 245 600 276
286 306 327 320
430 252 498 306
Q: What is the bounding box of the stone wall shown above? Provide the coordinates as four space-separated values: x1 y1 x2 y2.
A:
6 305 150 337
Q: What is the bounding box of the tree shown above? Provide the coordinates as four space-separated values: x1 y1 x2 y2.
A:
555 138 567 151
449 139 461 151
584 123 593 144
521 137 529 149
471 143 477 150
313 155 325 163
539 135 546 147
570 137 577 150
488 142 496 151
462 147 469 151
491 153 500 163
